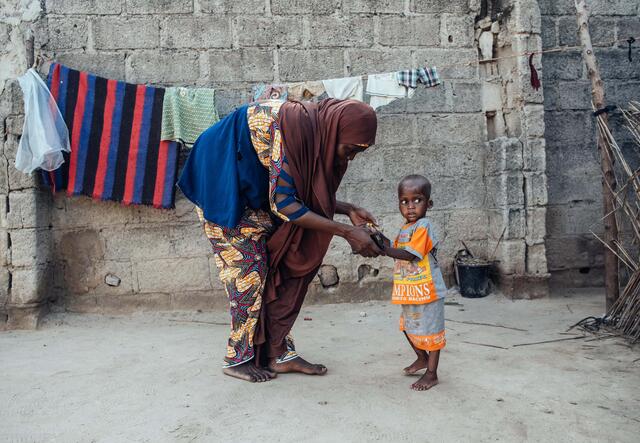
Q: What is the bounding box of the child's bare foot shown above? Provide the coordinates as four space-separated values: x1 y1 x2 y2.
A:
404 353 429 375
411 370 438 391
223 362 277 383
269 356 328 375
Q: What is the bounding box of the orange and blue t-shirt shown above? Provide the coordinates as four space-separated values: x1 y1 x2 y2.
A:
392 217 447 305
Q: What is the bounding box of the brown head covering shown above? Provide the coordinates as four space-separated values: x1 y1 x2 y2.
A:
256 99 377 358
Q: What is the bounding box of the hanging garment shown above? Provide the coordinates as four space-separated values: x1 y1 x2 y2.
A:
366 72 415 110
160 87 219 146
322 76 364 101
42 63 180 209
287 81 326 101
252 83 288 101
396 66 440 89
16 68 70 173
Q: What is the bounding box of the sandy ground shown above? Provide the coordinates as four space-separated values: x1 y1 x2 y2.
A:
1 289 639 442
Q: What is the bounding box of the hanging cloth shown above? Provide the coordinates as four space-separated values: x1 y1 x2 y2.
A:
16 68 70 173
160 87 219 146
366 72 414 110
287 81 326 101
42 63 180 209
322 76 364 101
252 83 288 101
397 66 441 89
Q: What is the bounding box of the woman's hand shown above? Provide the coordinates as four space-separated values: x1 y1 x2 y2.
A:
348 206 378 227
344 226 382 257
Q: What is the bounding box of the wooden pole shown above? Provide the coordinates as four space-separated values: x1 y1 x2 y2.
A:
575 0 619 309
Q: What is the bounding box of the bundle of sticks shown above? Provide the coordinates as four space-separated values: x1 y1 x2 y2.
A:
595 102 640 342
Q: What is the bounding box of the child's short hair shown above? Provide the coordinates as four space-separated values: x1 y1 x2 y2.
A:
398 174 431 198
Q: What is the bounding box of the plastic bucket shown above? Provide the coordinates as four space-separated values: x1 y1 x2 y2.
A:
456 261 491 298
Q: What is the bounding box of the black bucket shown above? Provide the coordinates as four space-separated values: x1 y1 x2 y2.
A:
455 259 491 298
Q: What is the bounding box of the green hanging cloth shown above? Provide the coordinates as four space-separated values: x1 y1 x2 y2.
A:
161 87 220 146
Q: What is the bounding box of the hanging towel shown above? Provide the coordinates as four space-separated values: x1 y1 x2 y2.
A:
42 63 180 209
288 81 326 101
16 68 70 173
252 83 288 101
322 76 364 101
160 87 219 146
397 67 441 89
366 72 414 110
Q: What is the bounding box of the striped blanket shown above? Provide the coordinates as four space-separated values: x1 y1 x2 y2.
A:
43 63 179 209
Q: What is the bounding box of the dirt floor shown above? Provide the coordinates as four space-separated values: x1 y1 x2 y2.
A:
1 288 639 442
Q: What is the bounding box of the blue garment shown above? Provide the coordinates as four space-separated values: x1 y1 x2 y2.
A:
177 105 268 228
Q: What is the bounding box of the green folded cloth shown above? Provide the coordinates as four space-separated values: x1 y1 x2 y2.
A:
161 87 219 146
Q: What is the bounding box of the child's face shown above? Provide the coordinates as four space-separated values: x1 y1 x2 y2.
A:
398 185 431 223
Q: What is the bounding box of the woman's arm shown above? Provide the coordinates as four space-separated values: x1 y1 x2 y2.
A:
291 211 382 258
336 200 378 226
383 246 420 261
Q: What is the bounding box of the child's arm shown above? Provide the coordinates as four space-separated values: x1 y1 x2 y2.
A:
383 245 420 262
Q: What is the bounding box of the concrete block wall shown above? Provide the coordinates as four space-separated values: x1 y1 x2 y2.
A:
539 0 640 287
0 0 570 323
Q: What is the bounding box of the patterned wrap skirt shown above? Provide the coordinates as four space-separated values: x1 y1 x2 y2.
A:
399 298 446 352
200 207 297 367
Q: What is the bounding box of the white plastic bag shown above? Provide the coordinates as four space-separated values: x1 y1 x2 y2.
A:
15 68 70 174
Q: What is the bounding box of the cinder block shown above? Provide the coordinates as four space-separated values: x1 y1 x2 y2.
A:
46 18 88 49
135 257 212 293
546 202 603 236
523 104 545 138
235 16 303 48
341 147 384 184
544 110 594 148
272 0 340 14
493 239 527 274
8 166 39 191
411 0 470 14
589 0 640 16
102 225 174 260
486 137 524 176
485 172 525 208
558 16 615 47
310 16 373 48
279 49 343 81
546 234 604 271
348 49 412 76
344 0 404 13
379 16 440 47
200 0 267 14
523 138 547 172
537 0 574 15
546 172 602 206
488 208 526 240
93 17 160 50
526 207 547 245
406 82 450 113
443 208 489 241
524 172 548 207
171 223 214 257
450 81 482 113
440 15 474 48
543 81 592 111
46 0 122 14
6 190 50 229
415 113 485 147
10 265 51 305
51 197 136 230
617 17 640 47
598 49 640 80
433 176 486 210
128 51 200 85
127 0 193 14
526 243 549 275
541 52 583 81
54 51 126 80
343 181 399 215
414 48 479 80
209 49 274 83
376 115 415 146
162 17 231 49
214 88 254 116
541 16 556 49
9 228 52 267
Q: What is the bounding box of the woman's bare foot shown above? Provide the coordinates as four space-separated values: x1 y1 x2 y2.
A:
223 361 277 383
268 356 328 375
403 352 429 375
411 370 438 391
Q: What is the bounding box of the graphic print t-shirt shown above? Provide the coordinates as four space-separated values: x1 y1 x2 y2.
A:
392 217 447 305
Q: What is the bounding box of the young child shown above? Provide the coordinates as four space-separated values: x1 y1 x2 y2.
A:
382 175 447 391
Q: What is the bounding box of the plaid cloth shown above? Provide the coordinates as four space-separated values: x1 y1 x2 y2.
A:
397 67 440 89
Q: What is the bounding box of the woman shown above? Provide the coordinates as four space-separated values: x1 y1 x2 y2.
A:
178 98 381 383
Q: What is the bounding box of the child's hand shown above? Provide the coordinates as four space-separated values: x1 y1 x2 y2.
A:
348 206 377 227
